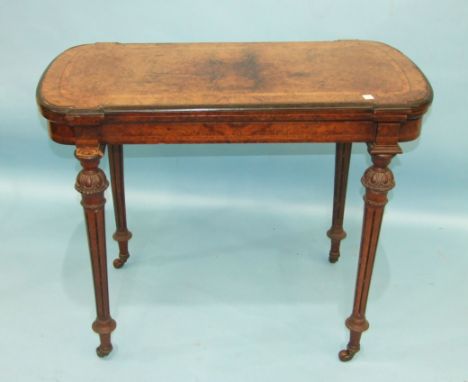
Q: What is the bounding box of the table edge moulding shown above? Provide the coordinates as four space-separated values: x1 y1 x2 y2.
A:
36 40 433 362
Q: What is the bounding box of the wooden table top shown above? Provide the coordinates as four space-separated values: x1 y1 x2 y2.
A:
37 41 432 116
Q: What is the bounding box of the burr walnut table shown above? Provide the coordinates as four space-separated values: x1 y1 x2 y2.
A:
37 41 432 361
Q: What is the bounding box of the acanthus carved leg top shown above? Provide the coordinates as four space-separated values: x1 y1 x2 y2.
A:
75 146 109 195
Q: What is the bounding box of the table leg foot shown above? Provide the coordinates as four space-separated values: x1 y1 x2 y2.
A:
96 335 113 357
112 249 130 269
92 318 117 357
339 328 363 361
338 348 357 362
112 230 132 269
113 258 125 269
113 254 129 269
327 228 346 263
329 256 339 264
327 143 351 263
96 344 113 357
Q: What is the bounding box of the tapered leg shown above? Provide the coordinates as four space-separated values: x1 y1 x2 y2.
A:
327 143 352 263
75 146 116 357
339 144 400 362
108 144 132 269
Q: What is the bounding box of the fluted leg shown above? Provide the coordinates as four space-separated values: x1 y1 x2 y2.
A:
75 145 116 357
339 143 400 362
327 143 352 263
108 144 132 268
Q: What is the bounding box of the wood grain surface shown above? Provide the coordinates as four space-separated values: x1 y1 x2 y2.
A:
38 41 432 113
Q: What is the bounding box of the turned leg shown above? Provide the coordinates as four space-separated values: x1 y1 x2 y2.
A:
339 143 400 362
327 143 352 263
75 146 116 357
108 144 132 268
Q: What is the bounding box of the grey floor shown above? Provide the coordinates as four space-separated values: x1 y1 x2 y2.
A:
0 143 467 381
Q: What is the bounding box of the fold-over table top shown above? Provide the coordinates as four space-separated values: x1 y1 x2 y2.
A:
37 40 432 115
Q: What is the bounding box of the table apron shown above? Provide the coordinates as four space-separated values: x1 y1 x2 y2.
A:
49 119 421 145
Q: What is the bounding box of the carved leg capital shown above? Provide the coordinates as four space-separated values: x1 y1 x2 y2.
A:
361 147 397 200
75 147 109 201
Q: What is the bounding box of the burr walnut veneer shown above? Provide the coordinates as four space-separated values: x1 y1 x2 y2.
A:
37 41 432 361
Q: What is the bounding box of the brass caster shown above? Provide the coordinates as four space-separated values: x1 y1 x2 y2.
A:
113 253 129 269
329 251 340 263
338 347 359 362
96 344 113 357
113 258 125 269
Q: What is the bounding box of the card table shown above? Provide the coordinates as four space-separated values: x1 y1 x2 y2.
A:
37 40 432 361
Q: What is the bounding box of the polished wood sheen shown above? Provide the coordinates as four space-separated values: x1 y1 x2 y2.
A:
37 40 433 362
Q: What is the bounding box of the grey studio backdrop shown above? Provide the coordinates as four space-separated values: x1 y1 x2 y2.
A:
0 1 467 381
